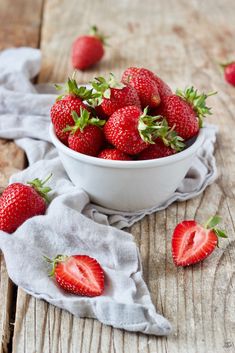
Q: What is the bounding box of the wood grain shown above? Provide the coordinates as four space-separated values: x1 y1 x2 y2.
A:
1 0 235 352
0 0 44 352
0 0 44 50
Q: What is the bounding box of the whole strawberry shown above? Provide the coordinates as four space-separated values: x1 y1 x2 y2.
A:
122 67 172 102
104 106 184 155
66 108 105 156
138 139 175 160
45 254 104 296
122 72 160 109
220 61 235 86
156 87 216 140
98 148 132 160
71 26 106 70
91 74 141 118
0 175 52 234
51 78 94 144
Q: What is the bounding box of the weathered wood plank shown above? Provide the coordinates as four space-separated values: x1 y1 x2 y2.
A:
12 0 235 352
0 0 44 50
0 0 44 352
0 141 25 194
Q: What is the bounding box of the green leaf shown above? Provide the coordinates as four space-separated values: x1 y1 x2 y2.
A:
214 228 228 238
176 86 217 128
205 215 222 229
103 88 111 99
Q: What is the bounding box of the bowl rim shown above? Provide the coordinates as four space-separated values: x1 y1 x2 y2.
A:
49 123 205 169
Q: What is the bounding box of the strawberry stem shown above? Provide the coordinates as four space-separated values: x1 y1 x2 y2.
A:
176 86 217 128
138 107 185 152
55 76 96 102
44 254 68 277
63 108 106 134
204 215 227 247
27 174 52 203
219 61 235 69
89 25 109 45
90 73 125 106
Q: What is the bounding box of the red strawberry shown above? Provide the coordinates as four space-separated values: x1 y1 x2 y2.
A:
0 175 52 234
91 74 141 118
46 254 104 296
104 106 184 155
156 87 216 139
138 139 175 160
172 216 227 266
124 72 160 109
122 67 172 101
98 148 132 160
220 61 235 86
71 26 106 70
121 67 142 85
66 108 105 156
51 78 94 144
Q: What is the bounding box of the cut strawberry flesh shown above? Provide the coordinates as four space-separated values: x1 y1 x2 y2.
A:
172 221 218 266
55 255 104 296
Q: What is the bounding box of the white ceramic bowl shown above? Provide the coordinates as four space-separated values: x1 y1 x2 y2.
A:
49 124 205 211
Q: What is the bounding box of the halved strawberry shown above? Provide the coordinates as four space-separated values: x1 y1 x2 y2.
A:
45 254 105 297
172 216 227 266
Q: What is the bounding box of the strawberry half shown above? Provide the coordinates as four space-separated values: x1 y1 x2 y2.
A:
45 254 105 297
172 216 227 266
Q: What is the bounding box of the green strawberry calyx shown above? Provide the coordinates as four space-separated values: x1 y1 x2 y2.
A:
204 215 227 247
90 73 125 106
89 25 109 45
138 107 185 152
27 173 52 203
63 108 106 134
176 86 217 128
44 254 69 277
55 75 97 102
219 61 235 69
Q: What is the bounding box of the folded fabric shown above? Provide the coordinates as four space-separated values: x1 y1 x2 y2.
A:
0 47 218 335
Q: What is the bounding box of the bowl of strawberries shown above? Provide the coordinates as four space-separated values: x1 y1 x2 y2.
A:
49 67 213 211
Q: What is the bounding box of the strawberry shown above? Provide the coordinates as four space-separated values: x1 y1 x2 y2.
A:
156 87 216 139
0 175 52 234
121 67 143 85
71 26 106 70
45 254 104 296
122 67 172 101
123 72 160 109
220 61 235 86
98 148 132 160
104 106 184 155
91 74 141 118
66 108 105 156
50 78 94 144
172 216 227 266
138 139 175 160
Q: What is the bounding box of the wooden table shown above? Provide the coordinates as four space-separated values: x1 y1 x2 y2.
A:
0 0 235 352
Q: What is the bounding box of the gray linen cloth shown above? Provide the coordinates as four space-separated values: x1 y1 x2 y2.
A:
0 47 218 335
